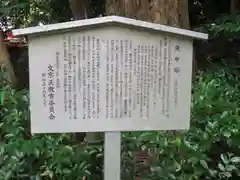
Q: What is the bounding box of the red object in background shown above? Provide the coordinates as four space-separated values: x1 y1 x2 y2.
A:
4 30 27 48
6 31 14 39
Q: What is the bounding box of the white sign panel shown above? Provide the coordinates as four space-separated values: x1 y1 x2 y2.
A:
29 26 193 133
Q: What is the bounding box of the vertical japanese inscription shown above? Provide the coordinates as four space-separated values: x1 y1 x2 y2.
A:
72 36 77 119
110 40 114 118
56 51 60 88
82 36 87 119
119 40 123 118
91 36 96 118
106 40 110 119
42 73 47 106
166 38 172 117
123 40 128 117
87 36 91 119
61 35 102 120
128 40 133 118
115 40 119 118
68 36 72 120
47 64 55 120
174 44 181 107
96 38 100 119
50 33 177 122
63 36 68 113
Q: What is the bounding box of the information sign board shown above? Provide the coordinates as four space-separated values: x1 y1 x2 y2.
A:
13 16 208 133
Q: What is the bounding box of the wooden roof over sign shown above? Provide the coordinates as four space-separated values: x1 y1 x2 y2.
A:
12 16 208 40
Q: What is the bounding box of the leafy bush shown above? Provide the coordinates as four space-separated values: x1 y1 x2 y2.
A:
0 65 239 180
206 15 240 39
193 14 240 70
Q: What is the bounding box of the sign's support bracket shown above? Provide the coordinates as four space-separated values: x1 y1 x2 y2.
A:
104 132 121 180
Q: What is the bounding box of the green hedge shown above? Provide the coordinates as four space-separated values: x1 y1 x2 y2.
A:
0 65 239 179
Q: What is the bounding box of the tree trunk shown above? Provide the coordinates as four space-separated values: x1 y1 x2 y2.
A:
0 30 16 84
68 0 90 20
68 0 103 143
106 0 189 29
231 0 240 14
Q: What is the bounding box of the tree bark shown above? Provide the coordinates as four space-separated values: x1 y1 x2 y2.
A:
105 0 189 29
0 30 16 84
231 0 240 14
68 0 90 20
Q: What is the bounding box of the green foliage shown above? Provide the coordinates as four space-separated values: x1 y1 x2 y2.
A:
0 0 72 29
194 14 240 68
0 0 104 29
206 14 240 39
0 0 29 29
22 0 72 27
0 0 27 18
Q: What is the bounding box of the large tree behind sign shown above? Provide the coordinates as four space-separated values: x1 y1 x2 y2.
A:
68 0 90 20
0 30 16 84
105 0 189 29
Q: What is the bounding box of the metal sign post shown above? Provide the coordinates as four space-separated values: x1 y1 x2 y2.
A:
104 132 121 180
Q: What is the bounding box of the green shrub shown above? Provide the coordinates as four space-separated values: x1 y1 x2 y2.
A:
193 14 240 69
